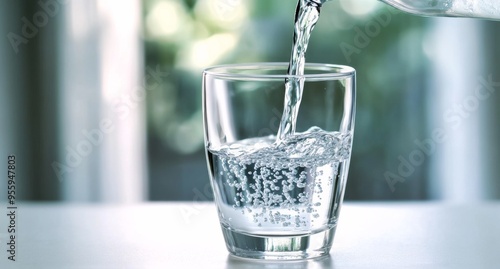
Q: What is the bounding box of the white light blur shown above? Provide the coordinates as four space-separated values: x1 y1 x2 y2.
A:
426 19 484 202
167 111 205 154
68 0 91 40
194 0 248 30
146 0 189 37
177 33 239 69
339 0 379 17
98 0 146 202
98 0 142 102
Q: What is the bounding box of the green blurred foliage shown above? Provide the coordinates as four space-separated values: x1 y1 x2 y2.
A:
144 0 431 200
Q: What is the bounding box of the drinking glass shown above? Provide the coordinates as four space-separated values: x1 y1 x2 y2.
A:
203 63 355 260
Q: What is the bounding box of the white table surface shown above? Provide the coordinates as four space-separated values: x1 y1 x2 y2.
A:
0 202 499 269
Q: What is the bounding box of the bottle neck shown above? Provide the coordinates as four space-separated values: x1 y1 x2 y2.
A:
379 0 500 20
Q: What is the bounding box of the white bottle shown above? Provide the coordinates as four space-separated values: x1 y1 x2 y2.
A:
380 0 500 20
318 0 500 20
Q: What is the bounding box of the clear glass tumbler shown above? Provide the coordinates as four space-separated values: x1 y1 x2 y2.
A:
203 63 355 260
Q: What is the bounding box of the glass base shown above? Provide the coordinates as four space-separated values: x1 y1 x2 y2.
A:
221 225 337 260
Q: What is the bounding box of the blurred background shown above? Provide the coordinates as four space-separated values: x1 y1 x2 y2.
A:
1 0 499 203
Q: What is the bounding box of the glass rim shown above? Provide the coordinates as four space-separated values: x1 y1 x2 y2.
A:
203 62 355 80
